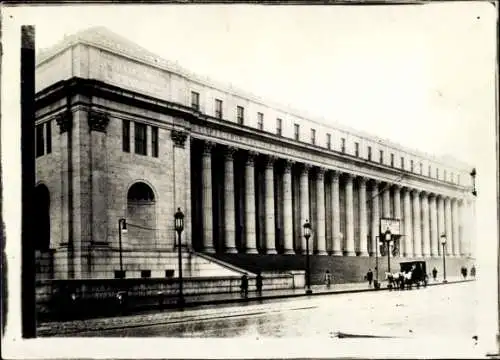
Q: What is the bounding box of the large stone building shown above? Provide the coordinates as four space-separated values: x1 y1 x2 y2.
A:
34 27 477 281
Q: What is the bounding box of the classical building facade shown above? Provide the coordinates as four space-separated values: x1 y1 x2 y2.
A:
35 27 477 280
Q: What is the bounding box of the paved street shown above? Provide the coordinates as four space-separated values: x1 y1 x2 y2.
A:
41 280 478 341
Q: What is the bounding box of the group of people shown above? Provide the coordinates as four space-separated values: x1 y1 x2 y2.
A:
461 265 476 279
240 272 263 298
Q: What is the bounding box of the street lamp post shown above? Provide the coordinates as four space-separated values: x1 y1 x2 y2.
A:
470 168 477 196
118 218 127 278
303 220 312 295
384 230 392 274
441 233 447 283
174 208 185 307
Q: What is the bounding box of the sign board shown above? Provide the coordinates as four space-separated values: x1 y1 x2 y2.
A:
380 218 401 236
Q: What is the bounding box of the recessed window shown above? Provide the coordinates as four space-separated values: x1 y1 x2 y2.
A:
134 122 147 156
36 124 44 157
436 168 439 179
165 269 174 278
191 91 200 111
257 112 264 130
326 133 331 150
237 106 244 125
141 270 152 278
390 153 394 167
367 146 372 161
401 157 405 169
294 124 300 141
215 99 223 119
428 165 431 177
451 172 454 183
151 126 159 158
355 142 359 157
276 118 282 136
341 138 346 153
420 162 423 174
379 150 384 164
46 121 52 154
410 160 414 172
122 120 130 152
311 128 316 145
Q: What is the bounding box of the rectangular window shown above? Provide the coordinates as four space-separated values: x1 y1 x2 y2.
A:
237 106 244 125
191 91 200 111
151 126 159 158
141 270 152 278
122 120 130 152
36 124 44 157
451 172 454 183
390 153 394 167
400 157 405 169
326 133 331 150
436 168 439 179
367 146 372 160
420 162 423 174
444 170 447 181
311 128 316 145
379 150 384 164
410 160 414 172
341 138 346 153
294 124 300 140
257 112 264 130
276 118 282 136
134 122 147 155
428 165 431 177
355 142 359 157
215 99 223 119
46 121 52 154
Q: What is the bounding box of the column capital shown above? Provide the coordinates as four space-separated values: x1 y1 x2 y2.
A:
171 129 188 148
357 176 367 185
265 155 278 168
331 170 340 182
392 183 401 191
316 167 325 180
283 159 294 173
301 163 312 174
55 110 73 134
411 188 421 196
203 141 215 154
224 146 237 160
246 151 258 165
88 110 110 133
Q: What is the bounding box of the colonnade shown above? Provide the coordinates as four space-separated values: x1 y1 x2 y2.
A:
198 141 475 258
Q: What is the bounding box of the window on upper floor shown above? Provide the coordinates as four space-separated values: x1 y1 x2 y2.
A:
237 106 244 125
444 169 447 181
355 142 359 157
341 138 346 153
151 126 159 158
276 118 282 136
46 121 52 154
326 133 332 150
134 122 147 156
36 124 44 157
368 146 372 161
122 120 130 152
420 162 423 174
401 156 405 169
451 172 454 183
390 153 394 167
410 160 414 172
311 128 316 145
294 124 300 141
215 99 223 119
191 91 200 111
379 150 384 164
257 112 264 130
436 168 439 179
428 165 431 177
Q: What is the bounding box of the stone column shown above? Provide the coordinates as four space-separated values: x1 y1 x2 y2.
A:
429 194 439 257
437 196 445 256
316 168 327 255
202 142 215 253
358 177 369 256
445 197 453 256
412 189 422 257
383 184 391 218
421 192 431 257
452 198 460 256
344 174 355 256
244 152 258 254
223 147 237 253
282 160 294 254
331 171 342 256
370 180 380 257
458 199 466 256
300 164 310 254
393 185 401 256
265 156 277 254
403 187 413 257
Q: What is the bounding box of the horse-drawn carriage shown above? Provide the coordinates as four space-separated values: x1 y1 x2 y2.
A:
386 261 428 290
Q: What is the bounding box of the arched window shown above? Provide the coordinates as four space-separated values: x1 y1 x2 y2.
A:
126 182 156 248
34 184 50 250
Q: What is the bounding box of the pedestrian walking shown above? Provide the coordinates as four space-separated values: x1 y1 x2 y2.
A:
240 273 249 298
256 272 263 296
471 265 476 278
432 267 438 281
324 270 332 288
461 266 468 279
366 269 374 288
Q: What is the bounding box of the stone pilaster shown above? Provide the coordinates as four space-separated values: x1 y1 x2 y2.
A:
412 189 422 257
445 197 453 256
331 171 341 256
370 180 380 257
265 156 277 254
403 188 413 257
282 160 294 254
344 174 355 256
202 141 215 253
393 185 401 257
244 152 258 254
429 195 439 257
224 147 237 253
358 177 369 256
421 192 431 257
458 199 466 256
316 168 327 255
300 164 311 254
437 196 446 256
383 184 391 218
452 198 460 256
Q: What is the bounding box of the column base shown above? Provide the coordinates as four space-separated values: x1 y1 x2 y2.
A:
266 249 278 255
332 250 343 256
344 251 356 257
316 250 327 255
358 252 369 257
246 248 258 254
225 247 238 254
283 249 295 255
204 247 215 253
